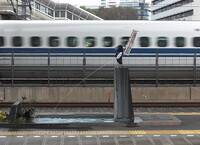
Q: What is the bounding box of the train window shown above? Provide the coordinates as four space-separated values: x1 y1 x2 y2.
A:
67 37 78 47
85 37 95 47
121 37 129 47
13 36 22 47
103 37 113 47
0 37 4 47
31 37 41 47
175 37 185 47
157 37 168 47
193 37 200 47
49 36 59 47
140 37 149 47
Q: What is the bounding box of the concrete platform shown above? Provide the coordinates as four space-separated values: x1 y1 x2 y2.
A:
31 114 182 127
0 134 200 145
0 107 198 145
0 114 181 129
136 114 181 126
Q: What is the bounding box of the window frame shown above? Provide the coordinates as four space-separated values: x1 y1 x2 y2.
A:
85 37 96 47
49 36 60 47
139 37 150 47
55 11 60 17
61 11 65 17
121 37 129 47
67 37 78 47
12 36 23 47
193 37 200 47
31 36 41 47
175 37 185 47
0 36 4 47
157 37 168 47
103 37 113 47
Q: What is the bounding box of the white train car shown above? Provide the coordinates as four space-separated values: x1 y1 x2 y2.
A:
0 20 200 81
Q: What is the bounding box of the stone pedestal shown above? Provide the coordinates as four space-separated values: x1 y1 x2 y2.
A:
8 101 22 122
114 66 134 122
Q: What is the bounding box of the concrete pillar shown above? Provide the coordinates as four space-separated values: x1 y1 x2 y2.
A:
114 66 134 122
8 101 22 122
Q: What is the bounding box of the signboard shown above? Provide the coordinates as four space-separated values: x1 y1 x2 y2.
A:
123 30 138 55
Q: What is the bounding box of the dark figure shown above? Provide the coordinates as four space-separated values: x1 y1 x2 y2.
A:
115 45 123 65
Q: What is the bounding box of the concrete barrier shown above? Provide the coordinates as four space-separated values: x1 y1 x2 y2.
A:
0 87 199 103
133 87 190 102
3 87 113 103
191 87 200 101
8 101 22 122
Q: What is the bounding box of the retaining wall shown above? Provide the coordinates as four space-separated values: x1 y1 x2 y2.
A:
0 87 200 102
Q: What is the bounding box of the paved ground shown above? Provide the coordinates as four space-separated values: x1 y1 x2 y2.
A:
0 134 199 145
1 107 200 144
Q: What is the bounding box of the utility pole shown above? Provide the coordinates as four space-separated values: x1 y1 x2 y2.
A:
9 0 32 20
20 0 32 20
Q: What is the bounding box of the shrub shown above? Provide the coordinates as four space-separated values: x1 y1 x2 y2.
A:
0 111 8 122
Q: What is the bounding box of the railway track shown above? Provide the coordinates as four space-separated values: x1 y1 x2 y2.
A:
1 102 200 108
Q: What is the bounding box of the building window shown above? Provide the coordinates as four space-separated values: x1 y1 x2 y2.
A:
31 37 41 47
193 37 200 47
73 15 79 20
157 37 168 47
35 2 40 10
85 37 95 47
49 37 59 47
13 36 22 47
140 37 149 47
67 12 72 19
103 37 113 47
175 37 185 47
0 37 4 47
61 11 65 17
48 9 53 17
55 11 60 17
40 5 47 13
153 0 193 15
121 37 129 47
152 0 165 5
67 37 78 47
158 10 193 20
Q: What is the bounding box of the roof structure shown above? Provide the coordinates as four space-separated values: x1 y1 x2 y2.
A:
35 0 103 20
0 0 103 20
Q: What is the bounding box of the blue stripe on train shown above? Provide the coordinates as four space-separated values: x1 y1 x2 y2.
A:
0 48 200 54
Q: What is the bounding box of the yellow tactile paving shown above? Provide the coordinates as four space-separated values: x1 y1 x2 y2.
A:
129 130 146 134
145 130 179 135
178 130 196 134
193 130 200 134
0 130 200 135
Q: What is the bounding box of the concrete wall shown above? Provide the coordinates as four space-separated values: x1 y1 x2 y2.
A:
0 87 200 103
133 87 191 102
2 87 113 103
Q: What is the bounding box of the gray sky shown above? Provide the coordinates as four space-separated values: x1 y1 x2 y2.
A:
52 0 151 6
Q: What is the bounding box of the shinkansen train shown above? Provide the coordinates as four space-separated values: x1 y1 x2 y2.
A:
0 20 200 84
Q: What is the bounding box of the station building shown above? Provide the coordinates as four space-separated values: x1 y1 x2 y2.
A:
151 0 200 20
101 0 150 20
33 0 103 20
0 0 103 20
